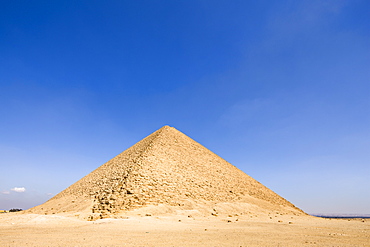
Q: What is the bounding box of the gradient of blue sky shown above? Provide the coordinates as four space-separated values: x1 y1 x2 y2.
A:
1 0 369 214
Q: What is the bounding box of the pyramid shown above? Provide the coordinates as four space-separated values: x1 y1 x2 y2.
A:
28 126 304 219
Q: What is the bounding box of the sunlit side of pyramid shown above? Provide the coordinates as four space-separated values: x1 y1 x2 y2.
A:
28 126 304 219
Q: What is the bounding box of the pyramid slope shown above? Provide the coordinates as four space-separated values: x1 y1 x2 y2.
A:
28 126 304 218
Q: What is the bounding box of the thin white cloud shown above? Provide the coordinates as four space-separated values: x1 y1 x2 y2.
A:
11 187 26 193
220 98 278 127
1 191 10 195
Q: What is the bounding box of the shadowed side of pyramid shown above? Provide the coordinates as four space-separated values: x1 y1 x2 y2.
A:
28 126 305 219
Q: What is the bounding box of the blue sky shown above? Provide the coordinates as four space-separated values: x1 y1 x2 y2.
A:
1 0 369 214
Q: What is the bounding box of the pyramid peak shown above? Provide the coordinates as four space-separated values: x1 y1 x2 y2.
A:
159 125 177 131
159 125 173 130
154 125 182 136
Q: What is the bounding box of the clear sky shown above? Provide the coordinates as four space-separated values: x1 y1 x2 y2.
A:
1 0 369 215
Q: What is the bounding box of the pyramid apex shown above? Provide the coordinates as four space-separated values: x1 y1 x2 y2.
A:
157 125 177 132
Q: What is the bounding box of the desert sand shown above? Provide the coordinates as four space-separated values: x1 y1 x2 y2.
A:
0 211 369 246
2 126 368 246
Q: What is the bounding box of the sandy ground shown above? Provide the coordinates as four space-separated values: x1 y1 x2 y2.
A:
0 213 369 247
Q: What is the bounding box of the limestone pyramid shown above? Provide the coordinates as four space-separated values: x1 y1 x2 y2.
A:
28 126 304 218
